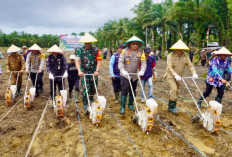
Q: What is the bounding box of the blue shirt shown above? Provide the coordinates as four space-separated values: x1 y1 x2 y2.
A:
109 54 120 77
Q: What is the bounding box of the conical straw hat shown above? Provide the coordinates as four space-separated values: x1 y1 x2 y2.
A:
7 45 21 53
125 36 144 47
47 44 63 54
78 32 98 43
170 40 190 50
28 44 42 51
211 50 218 55
214 47 232 56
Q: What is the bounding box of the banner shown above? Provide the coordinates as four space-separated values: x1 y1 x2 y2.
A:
59 35 84 51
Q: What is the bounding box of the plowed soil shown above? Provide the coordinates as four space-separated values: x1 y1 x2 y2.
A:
0 53 231 157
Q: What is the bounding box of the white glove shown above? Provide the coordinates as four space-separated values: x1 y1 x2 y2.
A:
49 73 54 79
174 74 182 81
138 71 145 76
62 71 68 78
122 70 128 76
192 73 198 79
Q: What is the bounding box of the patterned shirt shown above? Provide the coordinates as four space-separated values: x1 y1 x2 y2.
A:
206 57 232 87
76 46 102 74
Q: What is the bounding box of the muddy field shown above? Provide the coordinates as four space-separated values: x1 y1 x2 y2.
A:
0 54 232 157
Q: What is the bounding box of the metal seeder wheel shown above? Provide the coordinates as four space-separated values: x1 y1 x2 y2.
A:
182 77 221 133
128 73 157 134
84 74 106 126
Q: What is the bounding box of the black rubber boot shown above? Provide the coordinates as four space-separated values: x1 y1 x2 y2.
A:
120 96 127 114
35 91 39 97
128 96 135 111
89 96 94 103
168 100 177 114
215 97 222 103
197 97 203 108
39 87 43 94
15 86 21 97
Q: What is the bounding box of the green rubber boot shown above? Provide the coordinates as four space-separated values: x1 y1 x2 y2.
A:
74 91 80 103
114 92 120 104
68 92 72 99
120 96 127 114
168 100 178 114
82 96 88 110
128 96 135 111
197 97 203 108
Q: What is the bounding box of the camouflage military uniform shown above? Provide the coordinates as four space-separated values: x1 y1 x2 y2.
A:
76 46 102 106
6 53 25 88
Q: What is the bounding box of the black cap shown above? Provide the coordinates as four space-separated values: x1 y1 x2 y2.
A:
144 47 151 53
118 44 126 49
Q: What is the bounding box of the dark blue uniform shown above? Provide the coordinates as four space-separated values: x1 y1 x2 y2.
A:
46 54 68 97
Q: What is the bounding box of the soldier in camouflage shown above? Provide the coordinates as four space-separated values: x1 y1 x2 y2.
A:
75 33 102 110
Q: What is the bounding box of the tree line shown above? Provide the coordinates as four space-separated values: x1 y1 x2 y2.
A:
1 0 232 56
94 0 232 56
0 30 59 48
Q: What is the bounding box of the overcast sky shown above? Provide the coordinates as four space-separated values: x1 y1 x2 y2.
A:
0 0 165 35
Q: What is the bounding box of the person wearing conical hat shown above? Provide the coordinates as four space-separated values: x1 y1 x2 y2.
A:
118 36 147 114
6 45 25 95
75 32 102 110
46 44 68 107
196 47 232 110
164 40 198 114
25 44 45 97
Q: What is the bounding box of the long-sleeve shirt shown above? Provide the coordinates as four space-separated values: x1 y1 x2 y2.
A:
164 52 196 79
26 52 45 73
118 48 146 81
109 54 120 77
6 53 25 71
46 54 68 77
68 63 79 80
206 57 232 87
76 46 102 74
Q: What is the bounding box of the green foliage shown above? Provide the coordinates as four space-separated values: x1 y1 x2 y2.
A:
1 0 232 53
94 0 232 55
0 30 59 48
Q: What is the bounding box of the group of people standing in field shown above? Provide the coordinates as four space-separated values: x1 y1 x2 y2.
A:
2 32 232 115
